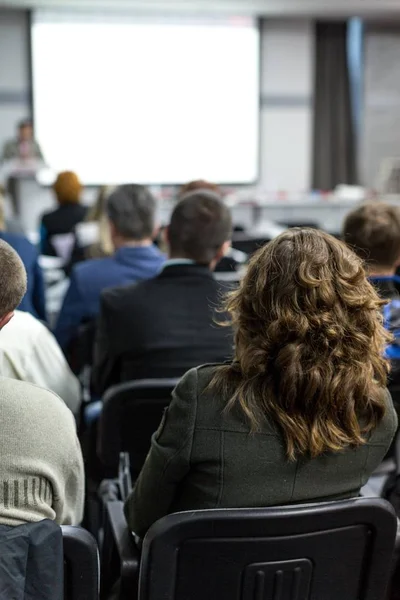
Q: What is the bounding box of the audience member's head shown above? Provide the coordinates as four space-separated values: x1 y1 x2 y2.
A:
17 119 33 142
0 240 27 328
106 184 157 248
343 202 400 275
179 179 222 199
53 171 82 206
213 228 390 459
167 192 232 268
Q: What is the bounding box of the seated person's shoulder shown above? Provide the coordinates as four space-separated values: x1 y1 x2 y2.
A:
0 232 35 252
387 297 400 322
177 363 227 401
0 310 43 346
368 387 398 444
101 276 156 309
72 254 116 282
0 376 74 420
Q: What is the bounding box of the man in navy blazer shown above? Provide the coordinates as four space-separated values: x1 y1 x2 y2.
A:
0 231 45 321
54 184 164 350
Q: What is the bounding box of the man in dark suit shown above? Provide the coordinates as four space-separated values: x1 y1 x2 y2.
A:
92 191 234 394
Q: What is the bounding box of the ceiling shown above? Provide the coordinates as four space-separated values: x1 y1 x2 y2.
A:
1 0 400 17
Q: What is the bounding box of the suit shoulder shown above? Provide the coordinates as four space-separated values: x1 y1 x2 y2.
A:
179 364 224 395
73 255 114 278
101 275 159 307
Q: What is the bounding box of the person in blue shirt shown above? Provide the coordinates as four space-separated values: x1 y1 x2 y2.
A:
0 231 45 321
343 202 400 365
54 184 164 350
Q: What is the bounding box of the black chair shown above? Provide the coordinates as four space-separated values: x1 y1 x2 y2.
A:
102 497 398 600
231 232 272 256
62 526 99 600
98 379 180 477
0 520 99 599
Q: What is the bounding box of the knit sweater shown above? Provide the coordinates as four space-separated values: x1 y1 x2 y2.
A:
0 376 84 526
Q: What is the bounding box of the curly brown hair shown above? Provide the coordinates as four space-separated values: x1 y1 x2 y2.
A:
212 228 392 460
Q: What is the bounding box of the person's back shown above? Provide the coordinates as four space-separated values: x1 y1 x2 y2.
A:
40 171 87 257
0 231 45 320
0 377 83 525
55 184 164 350
42 203 87 240
125 364 394 537
0 240 84 525
125 229 397 537
93 191 233 392
0 310 81 416
94 266 233 390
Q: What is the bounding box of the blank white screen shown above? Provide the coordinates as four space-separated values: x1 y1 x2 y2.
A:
31 12 260 185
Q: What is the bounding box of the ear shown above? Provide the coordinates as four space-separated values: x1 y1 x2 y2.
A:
215 240 231 261
163 226 170 247
152 222 161 240
209 241 231 271
108 220 117 239
0 311 14 331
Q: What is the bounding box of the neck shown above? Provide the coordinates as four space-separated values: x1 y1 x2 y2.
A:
168 253 212 269
114 237 152 250
368 268 396 278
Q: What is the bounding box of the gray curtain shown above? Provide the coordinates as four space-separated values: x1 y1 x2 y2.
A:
312 22 357 189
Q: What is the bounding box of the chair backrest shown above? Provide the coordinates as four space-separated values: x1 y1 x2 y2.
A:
66 319 97 375
98 378 179 476
62 526 99 600
139 498 397 600
231 233 272 256
0 521 98 600
0 519 63 599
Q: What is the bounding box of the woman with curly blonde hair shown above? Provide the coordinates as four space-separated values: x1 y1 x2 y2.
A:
124 228 397 538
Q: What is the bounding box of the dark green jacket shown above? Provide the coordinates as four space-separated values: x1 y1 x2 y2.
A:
124 364 397 537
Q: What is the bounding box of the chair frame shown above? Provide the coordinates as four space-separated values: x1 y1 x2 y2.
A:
62 525 100 600
101 497 400 600
98 378 180 473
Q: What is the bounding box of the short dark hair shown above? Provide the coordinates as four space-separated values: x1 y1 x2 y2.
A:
107 184 156 240
0 240 27 315
18 119 32 130
179 180 222 199
343 202 400 268
168 192 232 264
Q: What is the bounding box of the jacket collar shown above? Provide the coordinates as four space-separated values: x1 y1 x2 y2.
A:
114 244 164 264
157 262 213 279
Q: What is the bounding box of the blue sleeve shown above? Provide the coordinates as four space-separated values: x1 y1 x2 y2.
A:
54 270 85 350
32 258 46 322
40 222 48 254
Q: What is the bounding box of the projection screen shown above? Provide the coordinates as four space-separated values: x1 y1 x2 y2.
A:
31 12 260 185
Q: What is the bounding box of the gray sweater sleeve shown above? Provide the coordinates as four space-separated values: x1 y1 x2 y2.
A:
124 368 198 537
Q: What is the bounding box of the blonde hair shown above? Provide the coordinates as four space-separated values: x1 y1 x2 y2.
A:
212 228 391 460
85 185 114 258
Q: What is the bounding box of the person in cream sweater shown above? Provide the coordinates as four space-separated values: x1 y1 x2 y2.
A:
0 239 84 525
